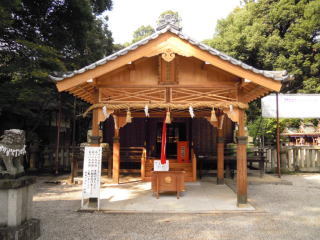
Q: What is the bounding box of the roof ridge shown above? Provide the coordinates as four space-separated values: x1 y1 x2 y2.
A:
50 25 291 82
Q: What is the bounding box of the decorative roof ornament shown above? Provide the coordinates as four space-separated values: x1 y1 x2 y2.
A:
156 14 182 31
298 122 316 133
298 122 305 133
282 127 289 134
162 48 175 62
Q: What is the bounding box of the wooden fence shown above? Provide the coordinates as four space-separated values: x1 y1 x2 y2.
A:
265 146 320 172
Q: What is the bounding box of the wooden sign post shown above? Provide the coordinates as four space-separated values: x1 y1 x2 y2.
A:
81 146 102 210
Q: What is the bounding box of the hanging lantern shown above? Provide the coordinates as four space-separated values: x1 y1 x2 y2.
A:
144 104 149 117
126 109 132 123
165 110 171 124
210 108 217 122
189 106 195 118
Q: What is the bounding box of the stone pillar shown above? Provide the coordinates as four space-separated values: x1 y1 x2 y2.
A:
90 135 101 145
236 109 248 206
0 177 40 240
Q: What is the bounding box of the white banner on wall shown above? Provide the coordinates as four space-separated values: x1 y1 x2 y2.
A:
81 146 102 209
262 94 320 118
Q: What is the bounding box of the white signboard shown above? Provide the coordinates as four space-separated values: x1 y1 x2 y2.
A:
154 160 169 171
81 147 102 209
262 94 320 118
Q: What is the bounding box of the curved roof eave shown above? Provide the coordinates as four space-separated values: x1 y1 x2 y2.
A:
50 25 292 83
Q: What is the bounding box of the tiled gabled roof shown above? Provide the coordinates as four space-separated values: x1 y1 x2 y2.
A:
50 25 291 82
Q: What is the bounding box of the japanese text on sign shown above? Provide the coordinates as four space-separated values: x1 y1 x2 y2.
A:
154 160 169 171
82 147 102 199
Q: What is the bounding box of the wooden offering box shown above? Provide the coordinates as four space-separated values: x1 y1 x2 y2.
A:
151 171 185 199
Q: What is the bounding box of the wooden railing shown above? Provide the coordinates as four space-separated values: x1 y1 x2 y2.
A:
120 147 146 169
195 147 266 177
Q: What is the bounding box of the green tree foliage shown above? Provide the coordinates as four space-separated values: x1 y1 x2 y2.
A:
132 25 155 43
205 0 320 143
206 0 320 93
126 10 182 46
0 0 114 140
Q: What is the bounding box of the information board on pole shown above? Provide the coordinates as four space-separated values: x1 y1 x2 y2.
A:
262 94 320 118
81 146 102 209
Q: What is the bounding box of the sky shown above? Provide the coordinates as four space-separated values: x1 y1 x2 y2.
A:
107 0 241 44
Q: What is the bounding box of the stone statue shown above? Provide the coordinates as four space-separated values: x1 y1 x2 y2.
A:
0 129 26 176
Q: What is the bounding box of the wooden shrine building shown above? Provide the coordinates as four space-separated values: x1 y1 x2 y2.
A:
52 16 289 205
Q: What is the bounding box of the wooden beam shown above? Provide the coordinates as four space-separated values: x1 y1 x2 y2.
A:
236 109 248 206
72 90 93 100
165 87 172 102
115 111 212 118
96 84 237 88
241 86 270 103
70 92 93 103
71 85 94 95
69 87 95 103
239 79 252 89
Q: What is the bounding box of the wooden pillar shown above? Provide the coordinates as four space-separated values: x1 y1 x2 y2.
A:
90 88 101 146
71 97 77 182
112 116 120 184
191 148 197 182
217 125 225 184
54 93 61 174
236 109 248 206
141 148 146 180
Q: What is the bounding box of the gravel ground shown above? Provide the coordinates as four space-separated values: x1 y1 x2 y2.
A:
33 174 320 240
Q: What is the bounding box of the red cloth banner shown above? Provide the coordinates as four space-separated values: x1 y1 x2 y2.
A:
160 119 167 164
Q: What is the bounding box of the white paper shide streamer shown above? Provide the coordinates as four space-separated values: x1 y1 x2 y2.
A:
0 145 26 157
189 106 195 118
102 106 110 119
144 105 149 117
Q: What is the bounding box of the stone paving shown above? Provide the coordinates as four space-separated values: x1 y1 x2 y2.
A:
99 178 254 212
33 173 320 240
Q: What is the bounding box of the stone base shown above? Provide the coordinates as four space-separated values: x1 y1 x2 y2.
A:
0 172 25 180
237 194 248 206
217 178 224 185
0 176 36 227
0 218 40 240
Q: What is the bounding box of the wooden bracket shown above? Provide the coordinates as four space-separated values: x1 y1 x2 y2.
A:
224 108 240 123
113 115 127 130
204 117 218 128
